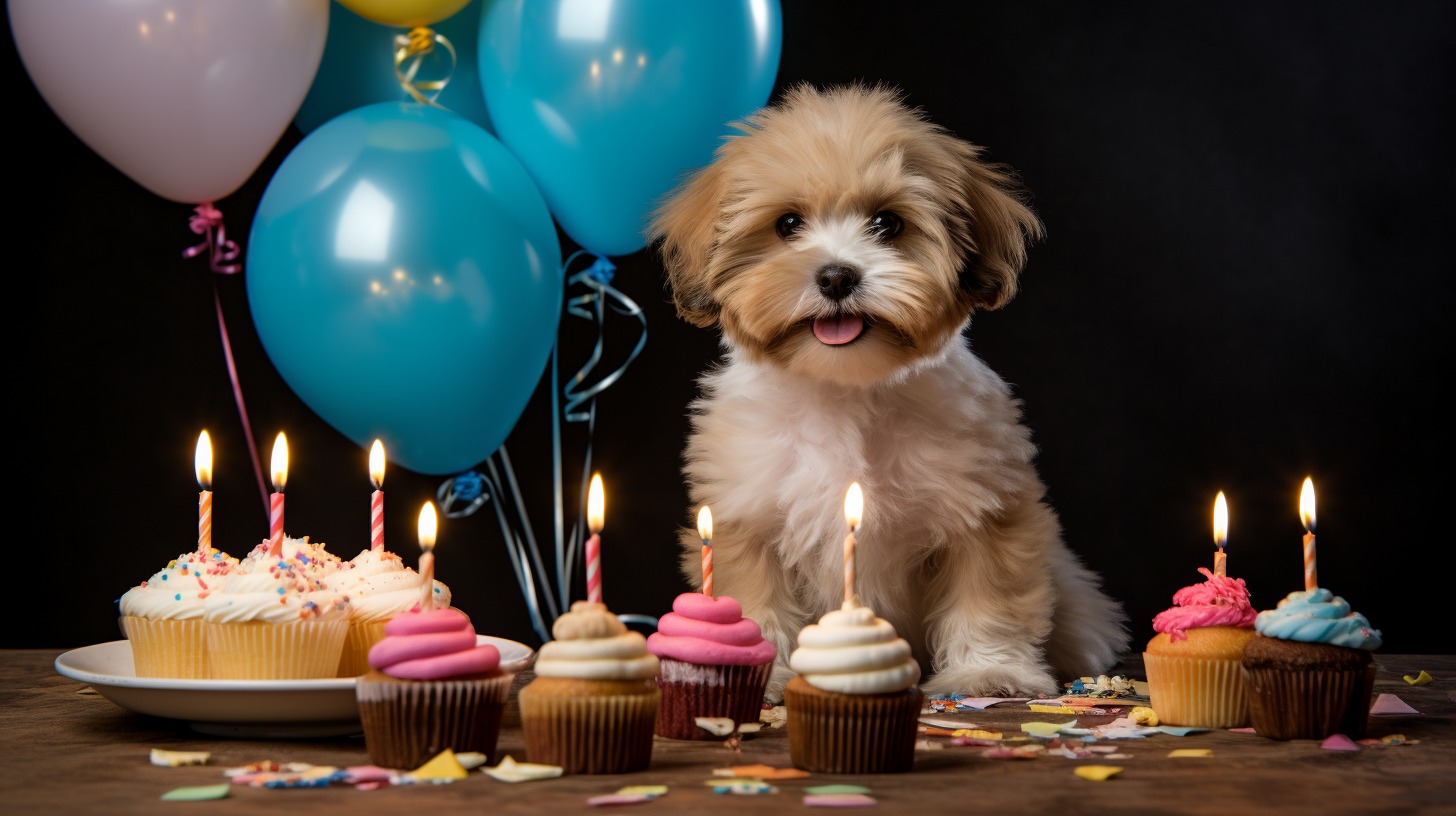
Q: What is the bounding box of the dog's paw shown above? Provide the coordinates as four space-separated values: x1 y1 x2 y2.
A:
922 665 1059 698
762 665 794 704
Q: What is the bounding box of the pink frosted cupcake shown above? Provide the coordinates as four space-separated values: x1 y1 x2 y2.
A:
356 607 514 769
647 593 776 739
1143 567 1257 728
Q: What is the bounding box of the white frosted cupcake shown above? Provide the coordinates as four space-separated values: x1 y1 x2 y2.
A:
118 547 239 678
785 601 924 774
330 547 452 676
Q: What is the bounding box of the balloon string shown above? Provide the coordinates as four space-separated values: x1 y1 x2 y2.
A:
394 26 457 108
182 203 269 520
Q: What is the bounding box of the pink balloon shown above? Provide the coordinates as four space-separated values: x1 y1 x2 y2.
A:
10 0 330 204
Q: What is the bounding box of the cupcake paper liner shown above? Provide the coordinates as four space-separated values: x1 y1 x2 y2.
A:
784 676 922 774
337 620 389 677
1243 664 1376 740
1143 652 1250 728
119 616 210 679
203 619 348 679
655 658 772 740
356 671 514 769
519 677 659 774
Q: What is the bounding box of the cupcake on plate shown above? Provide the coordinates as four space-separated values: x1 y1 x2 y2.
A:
1143 566 1257 728
201 536 351 679
356 606 512 769
1241 587 1382 740
647 592 776 739
117 547 239 678
330 546 452 677
785 600 923 774
518 600 660 774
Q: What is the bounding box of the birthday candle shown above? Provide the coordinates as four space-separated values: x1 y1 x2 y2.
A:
267 432 288 557
1213 491 1228 577
698 505 714 597
843 482 863 607
1300 477 1317 590
196 431 213 557
417 501 437 611
585 473 604 604
369 440 385 552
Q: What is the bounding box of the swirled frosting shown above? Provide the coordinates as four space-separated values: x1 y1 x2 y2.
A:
533 601 659 680
236 535 346 577
1151 567 1256 641
330 548 452 622
367 607 501 680
1254 588 1382 649
647 593 777 666
118 548 239 620
202 541 350 624
788 602 921 694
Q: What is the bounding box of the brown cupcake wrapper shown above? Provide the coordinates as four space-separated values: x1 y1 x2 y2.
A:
518 678 659 774
204 619 348 679
357 671 515 769
1242 664 1377 740
1143 652 1250 728
120 616 210 679
654 659 772 740
784 677 923 774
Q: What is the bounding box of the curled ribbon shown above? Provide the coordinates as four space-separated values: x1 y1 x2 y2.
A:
394 26 457 108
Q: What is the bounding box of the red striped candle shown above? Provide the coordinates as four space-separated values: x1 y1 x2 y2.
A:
585 473 604 604
1299 477 1317 590
369 440 385 552
196 431 213 556
698 505 714 596
267 432 288 557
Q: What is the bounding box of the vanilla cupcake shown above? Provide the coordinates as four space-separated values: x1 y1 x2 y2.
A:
1143 567 1257 728
330 547 452 676
785 601 923 774
118 547 239 678
518 601 660 774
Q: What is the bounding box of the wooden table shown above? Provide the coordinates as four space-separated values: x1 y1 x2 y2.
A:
5 650 1452 815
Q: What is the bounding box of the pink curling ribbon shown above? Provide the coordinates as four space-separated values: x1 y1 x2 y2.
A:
182 202 270 520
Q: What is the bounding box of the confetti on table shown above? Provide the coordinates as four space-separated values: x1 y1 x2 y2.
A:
1029 704 1082 714
150 749 210 767
806 785 872 795
1128 707 1159 725
1168 749 1212 758
1379 734 1419 746
1073 765 1123 782
161 784 230 801
1321 734 1359 751
712 780 778 795
343 766 394 784
1369 694 1420 716
760 706 787 728
1228 727 1257 734
589 793 656 806
1021 721 1075 738
983 744 1045 759
918 717 982 730
804 793 877 807
482 755 564 783
455 752 488 769
956 697 1032 710
1157 726 1211 737
618 786 668 797
411 749 468 780
720 764 811 780
1402 671 1434 686
696 717 737 736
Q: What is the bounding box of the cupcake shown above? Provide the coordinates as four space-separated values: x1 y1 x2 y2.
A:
785 601 923 774
1241 587 1382 740
1142 567 1257 728
356 606 512 769
201 536 351 679
518 600 660 774
329 546 452 677
647 592 776 739
117 547 239 678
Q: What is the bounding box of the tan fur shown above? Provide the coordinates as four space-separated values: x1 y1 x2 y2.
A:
649 83 1129 699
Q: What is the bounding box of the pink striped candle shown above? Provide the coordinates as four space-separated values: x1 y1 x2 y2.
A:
369 440 385 552
1300 477 1318 590
196 431 213 556
843 482 863 607
698 505 714 596
267 432 288 557
417 501 437 611
585 473 604 604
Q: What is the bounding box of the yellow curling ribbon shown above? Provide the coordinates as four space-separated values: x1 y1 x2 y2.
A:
394 26 457 108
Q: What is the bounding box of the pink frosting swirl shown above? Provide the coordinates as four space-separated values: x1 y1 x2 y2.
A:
367 607 501 680
647 593 777 666
1152 567 1256 641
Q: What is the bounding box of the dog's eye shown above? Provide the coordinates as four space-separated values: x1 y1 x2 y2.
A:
868 211 904 240
775 213 804 239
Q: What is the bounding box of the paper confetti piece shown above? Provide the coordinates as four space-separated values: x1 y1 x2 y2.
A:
412 749 468 780
1380 734 1419 746
590 794 656 806
1402 670 1434 686
918 717 980 730
1228 727 1257 734
344 766 394 783
1321 734 1360 751
804 793 877 807
1128 707 1159 725
1157 726 1211 737
956 697 1032 709
724 764 811 780
1168 749 1212 758
1021 721 1075 737
696 717 737 736
1073 765 1123 781
1369 693 1420 716
617 786 667 798
150 749 210 767
161 784 230 801
455 752 488 770
482 755 564 783
712 781 778 795
705 777 767 786
806 785 872 795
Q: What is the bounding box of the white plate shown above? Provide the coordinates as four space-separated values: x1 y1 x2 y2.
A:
55 636 534 738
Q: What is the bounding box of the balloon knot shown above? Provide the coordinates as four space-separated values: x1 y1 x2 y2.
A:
182 202 242 275
452 470 485 502
585 255 616 284
404 26 437 57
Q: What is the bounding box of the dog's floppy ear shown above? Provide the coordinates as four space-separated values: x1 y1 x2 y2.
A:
649 158 729 328
933 135 1045 311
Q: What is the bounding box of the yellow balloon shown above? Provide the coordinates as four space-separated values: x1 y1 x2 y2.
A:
337 0 473 28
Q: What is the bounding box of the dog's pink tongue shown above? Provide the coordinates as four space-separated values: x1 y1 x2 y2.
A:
813 314 864 345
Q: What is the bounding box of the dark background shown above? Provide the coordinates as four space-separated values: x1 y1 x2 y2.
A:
9 2 1452 658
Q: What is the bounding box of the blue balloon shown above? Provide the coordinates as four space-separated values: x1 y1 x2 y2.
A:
295 1 493 135
247 102 562 476
478 0 781 257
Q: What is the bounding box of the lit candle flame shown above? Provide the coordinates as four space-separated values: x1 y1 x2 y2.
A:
369 439 385 489
270 432 289 492
588 473 605 534
195 430 213 490
697 505 713 542
1299 477 1316 534
844 482 864 531
1213 491 1228 551
418 501 437 553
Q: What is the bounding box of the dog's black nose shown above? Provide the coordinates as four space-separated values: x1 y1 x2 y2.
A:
816 264 861 301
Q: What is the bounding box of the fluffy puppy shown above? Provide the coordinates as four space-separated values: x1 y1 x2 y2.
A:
648 82 1129 700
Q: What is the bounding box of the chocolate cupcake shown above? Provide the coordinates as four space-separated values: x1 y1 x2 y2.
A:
647 593 776 739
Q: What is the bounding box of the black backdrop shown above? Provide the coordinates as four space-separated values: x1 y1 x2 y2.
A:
9 2 1452 657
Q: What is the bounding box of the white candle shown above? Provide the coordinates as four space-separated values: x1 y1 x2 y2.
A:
843 482 863 607
1213 491 1228 577
417 501 437 611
